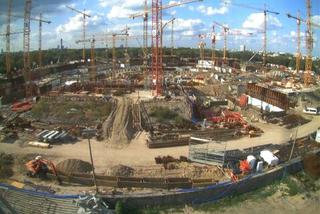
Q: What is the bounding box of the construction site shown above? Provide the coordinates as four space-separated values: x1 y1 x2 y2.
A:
0 0 320 213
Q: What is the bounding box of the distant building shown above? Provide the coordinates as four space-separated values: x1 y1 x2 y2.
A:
240 45 246 52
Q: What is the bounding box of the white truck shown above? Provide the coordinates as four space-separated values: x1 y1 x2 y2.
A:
303 107 320 115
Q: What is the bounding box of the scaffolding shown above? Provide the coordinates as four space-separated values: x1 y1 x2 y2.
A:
188 137 226 166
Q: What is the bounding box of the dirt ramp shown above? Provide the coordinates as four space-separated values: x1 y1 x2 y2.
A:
56 159 92 174
107 97 136 144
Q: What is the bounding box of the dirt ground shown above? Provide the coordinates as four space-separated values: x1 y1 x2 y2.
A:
1 113 319 174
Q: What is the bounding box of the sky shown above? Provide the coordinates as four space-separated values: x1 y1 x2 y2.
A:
0 0 319 57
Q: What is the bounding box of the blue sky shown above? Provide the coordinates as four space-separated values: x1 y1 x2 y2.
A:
0 0 319 57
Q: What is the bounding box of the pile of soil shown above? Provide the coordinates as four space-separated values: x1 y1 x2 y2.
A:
282 114 310 129
109 164 134 177
56 159 92 174
303 153 320 178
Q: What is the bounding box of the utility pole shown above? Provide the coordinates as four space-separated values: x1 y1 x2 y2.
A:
82 128 99 193
67 5 91 62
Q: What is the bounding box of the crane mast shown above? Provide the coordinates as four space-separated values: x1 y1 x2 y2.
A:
23 0 32 97
151 0 163 96
37 14 51 68
67 6 91 62
211 25 216 71
305 0 313 85
6 0 12 77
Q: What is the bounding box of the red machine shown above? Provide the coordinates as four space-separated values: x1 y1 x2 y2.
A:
25 156 61 184
11 101 32 112
239 160 251 174
210 109 246 124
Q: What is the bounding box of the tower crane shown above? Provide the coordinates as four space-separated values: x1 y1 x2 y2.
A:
6 0 12 77
225 1 279 67
171 17 175 59
213 21 229 64
77 31 129 81
304 0 315 85
24 0 32 97
161 17 176 50
5 0 50 82
287 11 303 74
287 8 320 81
198 34 206 72
38 13 51 68
67 5 91 62
211 25 216 69
129 0 203 95
76 37 97 82
121 25 130 68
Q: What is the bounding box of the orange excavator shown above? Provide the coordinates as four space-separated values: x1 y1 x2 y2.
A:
25 156 62 184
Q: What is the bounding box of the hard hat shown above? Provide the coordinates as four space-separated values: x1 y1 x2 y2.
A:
35 156 42 160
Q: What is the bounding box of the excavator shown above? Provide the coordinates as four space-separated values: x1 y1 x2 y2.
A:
25 156 62 184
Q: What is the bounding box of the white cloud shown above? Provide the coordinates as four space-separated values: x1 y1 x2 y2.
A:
56 13 84 33
101 0 145 19
99 0 143 8
56 10 103 34
242 13 282 30
188 6 195 11
107 6 137 19
197 0 230 16
311 15 320 28
175 18 203 32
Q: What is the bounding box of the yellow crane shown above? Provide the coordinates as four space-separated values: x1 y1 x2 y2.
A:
213 21 229 64
224 1 280 67
287 11 320 75
23 0 32 97
67 5 91 62
304 0 315 85
37 13 51 68
76 37 97 82
76 31 129 81
5 0 50 82
287 12 302 73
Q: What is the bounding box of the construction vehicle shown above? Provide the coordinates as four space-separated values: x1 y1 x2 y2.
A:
25 156 62 184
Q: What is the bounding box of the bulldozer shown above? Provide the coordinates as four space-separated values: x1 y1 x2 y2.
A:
25 156 62 184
